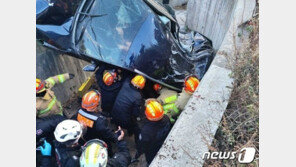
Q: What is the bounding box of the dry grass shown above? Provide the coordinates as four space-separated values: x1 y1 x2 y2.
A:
204 7 259 167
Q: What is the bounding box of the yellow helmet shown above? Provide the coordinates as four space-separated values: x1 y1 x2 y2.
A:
80 139 108 167
131 75 146 89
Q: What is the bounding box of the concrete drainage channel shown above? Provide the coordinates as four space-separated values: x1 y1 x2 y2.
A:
150 0 256 166
36 0 256 166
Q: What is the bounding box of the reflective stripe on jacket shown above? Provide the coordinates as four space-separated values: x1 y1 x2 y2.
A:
45 73 70 89
37 89 63 118
36 73 70 118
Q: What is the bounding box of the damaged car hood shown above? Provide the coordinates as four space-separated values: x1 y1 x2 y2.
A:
36 0 214 91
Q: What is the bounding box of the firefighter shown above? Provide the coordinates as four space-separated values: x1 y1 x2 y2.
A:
36 115 66 167
80 135 131 167
175 75 200 110
95 64 125 116
40 119 126 167
154 83 179 123
40 119 83 167
75 90 121 151
134 99 171 165
111 75 145 138
36 73 74 118
154 75 200 123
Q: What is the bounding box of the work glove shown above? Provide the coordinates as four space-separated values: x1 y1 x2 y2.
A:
40 140 52 156
69 73 75 79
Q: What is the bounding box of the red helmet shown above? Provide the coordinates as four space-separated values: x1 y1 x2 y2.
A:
103 71 117 86
82 90 101 112
145 99 164 121
184 75 200 94
153 84 162 92
36 78 45 93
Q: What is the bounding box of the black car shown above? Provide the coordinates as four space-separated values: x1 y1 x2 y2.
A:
36 0 214 91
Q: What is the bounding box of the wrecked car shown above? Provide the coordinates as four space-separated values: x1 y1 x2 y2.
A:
36 0 214 91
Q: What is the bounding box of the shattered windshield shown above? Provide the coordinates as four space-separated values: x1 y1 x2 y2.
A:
76 0 151 64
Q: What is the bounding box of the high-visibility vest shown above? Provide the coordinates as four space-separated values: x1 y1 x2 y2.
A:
77 109 99 128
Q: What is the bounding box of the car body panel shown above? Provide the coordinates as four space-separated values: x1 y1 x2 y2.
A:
36 0 214 91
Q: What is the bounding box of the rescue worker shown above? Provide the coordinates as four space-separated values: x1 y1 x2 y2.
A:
36 73 74 118
134 99 171 165
175 75 200 110
80 136 131 167
154 83 179 123
40 119 126 167
75 90 121 156
154 75 200 123
40 119 83 167
111 75 145 138
95 64 124 115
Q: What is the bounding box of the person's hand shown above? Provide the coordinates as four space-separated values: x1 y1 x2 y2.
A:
115 126 124 141
69 73 75 79
40 140 52 156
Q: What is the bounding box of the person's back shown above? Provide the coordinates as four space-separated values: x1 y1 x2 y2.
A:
75 90 121 157
95 64 125 113
111 77 143 128
76 108 117 143
39 120 83 167
139 115 171 164
134 99 172 165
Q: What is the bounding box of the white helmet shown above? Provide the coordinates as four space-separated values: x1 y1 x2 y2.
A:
80 139 108 167
54 120 82 145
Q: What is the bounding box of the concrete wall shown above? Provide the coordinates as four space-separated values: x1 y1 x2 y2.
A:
186 0 237 50
150 0 256 166
36 43 92 103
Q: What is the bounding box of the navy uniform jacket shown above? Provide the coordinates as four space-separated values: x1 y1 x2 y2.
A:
138 115 172 165
74 109 117 143
95 64 124 113
111 78 144 129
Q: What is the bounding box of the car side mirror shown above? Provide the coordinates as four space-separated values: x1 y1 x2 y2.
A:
83 62 98 72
